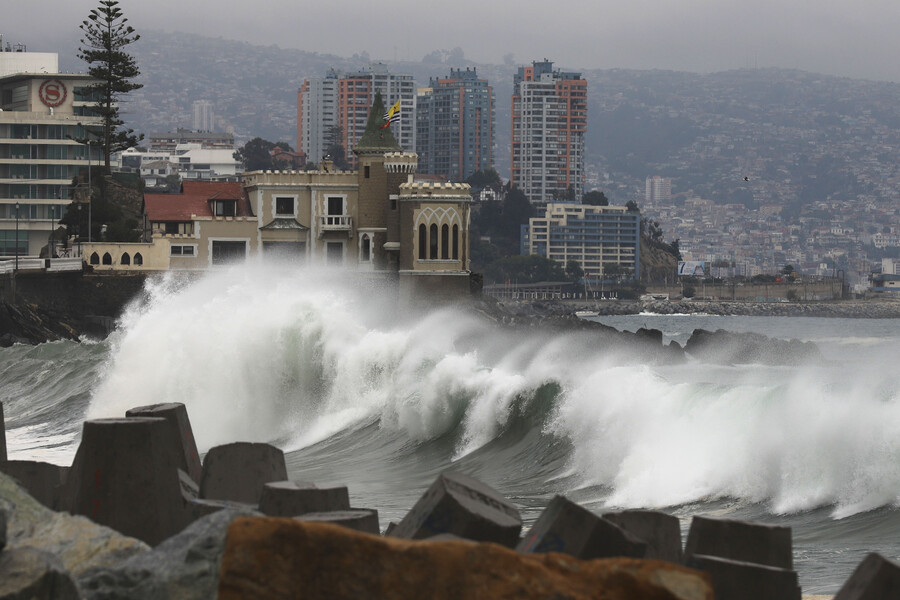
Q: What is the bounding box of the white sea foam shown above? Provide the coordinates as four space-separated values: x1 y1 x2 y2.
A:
85 264 900 518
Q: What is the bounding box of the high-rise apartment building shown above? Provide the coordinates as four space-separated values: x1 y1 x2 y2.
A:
416 68 494 182
0 50 103 256
191 100 215 132
511 60 586 204
521 203 640 279
645 176 672 203
298 64 415 166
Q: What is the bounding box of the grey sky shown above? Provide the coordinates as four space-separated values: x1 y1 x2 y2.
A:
7 0 900 81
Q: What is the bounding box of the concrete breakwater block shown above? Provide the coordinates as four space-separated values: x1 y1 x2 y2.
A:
125 402 202 484
61 417 194 546
0 547 80 600
685 515 793 569
390 471 522 547
217 517 715 600
686 554 800 600
517 495 646 560
1 401 6 463
296 509 380 535
199 442 287 504
259 481 350 517
190 498 256 520
603 509 683 563
834 553 900 600
0 460 68 510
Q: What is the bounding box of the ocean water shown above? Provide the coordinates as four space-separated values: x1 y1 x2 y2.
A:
3 265 900 594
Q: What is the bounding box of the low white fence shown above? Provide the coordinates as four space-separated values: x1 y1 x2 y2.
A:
0 257 83 274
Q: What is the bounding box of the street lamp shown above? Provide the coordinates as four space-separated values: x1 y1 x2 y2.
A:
14 201 19 272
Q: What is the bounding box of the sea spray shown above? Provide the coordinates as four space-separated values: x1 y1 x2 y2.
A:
73 264 900 518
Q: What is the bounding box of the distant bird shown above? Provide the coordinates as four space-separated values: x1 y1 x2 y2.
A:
743 176 750 181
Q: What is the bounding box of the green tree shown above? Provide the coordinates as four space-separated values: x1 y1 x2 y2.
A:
78 0 143 168
566 259 584 282
582 190 609 206
625 199 640 213
466 168 502 190
234 137 276 171
500 185 533 241
322 125 350 170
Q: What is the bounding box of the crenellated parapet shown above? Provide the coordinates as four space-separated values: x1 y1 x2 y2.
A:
398 181 471 200
242 169 356 186
384 152 419 174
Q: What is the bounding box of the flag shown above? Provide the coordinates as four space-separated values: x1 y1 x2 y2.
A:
381 100 401 129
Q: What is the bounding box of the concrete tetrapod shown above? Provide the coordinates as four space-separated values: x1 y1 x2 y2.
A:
0 401 6 463
61 417 195 546
390 471 522 547
603 509 684 563
833 553 900 600
518 495 647 560
259 481 351 517
0 460 68 510
684 515 793 569
685 554 801 600
125 402 202 485
295 509 380 535
199 442 287 505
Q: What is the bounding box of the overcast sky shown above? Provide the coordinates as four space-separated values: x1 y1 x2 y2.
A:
7 0 900 82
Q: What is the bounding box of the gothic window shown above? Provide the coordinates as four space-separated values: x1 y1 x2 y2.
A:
430 224 438 259
121 253 131 265
418 224 426 260
453 225 459 260
441 224 449 259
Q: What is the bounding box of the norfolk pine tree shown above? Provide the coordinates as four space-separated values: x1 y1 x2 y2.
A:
78 0 143 168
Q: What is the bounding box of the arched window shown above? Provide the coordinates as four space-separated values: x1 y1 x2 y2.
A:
452 225 459 260
418 224 426 260
361 234 371 262
102 252 112 265
441 224 449 259
90 252 100 265
121 253 131 265
429 224 438 259
134 253 143 266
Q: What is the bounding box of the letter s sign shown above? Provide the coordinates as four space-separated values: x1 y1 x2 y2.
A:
39 79 67 108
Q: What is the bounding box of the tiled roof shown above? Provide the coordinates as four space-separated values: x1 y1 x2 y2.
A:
144 181 250 222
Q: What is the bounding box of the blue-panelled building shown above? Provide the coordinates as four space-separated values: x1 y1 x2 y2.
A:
416 68 494 183
521 203 641 279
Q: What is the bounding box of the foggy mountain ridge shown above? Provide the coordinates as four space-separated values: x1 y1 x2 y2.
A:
57 29 900 210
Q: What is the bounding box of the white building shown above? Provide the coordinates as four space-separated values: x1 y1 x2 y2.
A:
191 100 215 132
645 176 672 203
298 64 416 166
0 49 103 256
120 144 242 184
511 60 587 205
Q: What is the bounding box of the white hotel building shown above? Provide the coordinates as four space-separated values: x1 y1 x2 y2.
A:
0 50 103 257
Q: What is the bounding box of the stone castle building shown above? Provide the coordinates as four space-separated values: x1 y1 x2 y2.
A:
83 95 473 301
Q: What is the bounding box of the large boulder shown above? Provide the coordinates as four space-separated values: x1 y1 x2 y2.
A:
77 507 259 600
0 546 80 600
217 516 713 600
0 471 148 578
683 328 822 365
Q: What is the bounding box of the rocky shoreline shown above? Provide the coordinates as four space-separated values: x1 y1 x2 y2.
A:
498 298 900 319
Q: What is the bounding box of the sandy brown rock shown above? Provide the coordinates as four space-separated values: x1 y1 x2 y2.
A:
218 516 712 600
